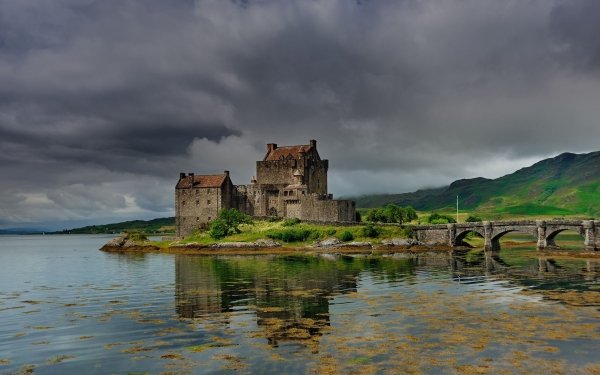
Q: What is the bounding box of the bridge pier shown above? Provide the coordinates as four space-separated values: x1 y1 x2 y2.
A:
583 220 598 251
482 221 499 252
536 220 548 250
447 223 456 247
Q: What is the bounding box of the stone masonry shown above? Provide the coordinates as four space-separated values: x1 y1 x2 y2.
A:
412 220 600 251
175 140 356 237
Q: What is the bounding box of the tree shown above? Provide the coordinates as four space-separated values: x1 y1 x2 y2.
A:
366 204 418 224
465 215 483 223
209 208 253 239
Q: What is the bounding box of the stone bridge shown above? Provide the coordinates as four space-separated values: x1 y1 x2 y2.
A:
412 220 600 252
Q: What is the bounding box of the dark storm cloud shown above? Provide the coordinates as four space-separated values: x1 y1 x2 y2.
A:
1 0 600 228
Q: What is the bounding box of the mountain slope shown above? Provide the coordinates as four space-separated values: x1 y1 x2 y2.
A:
354 151 600 217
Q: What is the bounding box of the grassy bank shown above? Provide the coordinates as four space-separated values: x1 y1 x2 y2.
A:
178 219 412 247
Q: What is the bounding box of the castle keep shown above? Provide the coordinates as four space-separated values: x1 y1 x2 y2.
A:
175 140 356 237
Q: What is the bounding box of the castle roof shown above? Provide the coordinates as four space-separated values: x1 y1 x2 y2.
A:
176 174 227 189
264 144 312 161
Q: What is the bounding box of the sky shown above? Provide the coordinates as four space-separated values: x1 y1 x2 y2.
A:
1 0 600 230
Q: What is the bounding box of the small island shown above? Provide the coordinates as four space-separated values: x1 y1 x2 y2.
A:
100 211 430 255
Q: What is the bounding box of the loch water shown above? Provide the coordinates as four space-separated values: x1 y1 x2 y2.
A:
1 234 599 374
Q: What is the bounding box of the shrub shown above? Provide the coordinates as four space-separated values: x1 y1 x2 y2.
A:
209 219 229 239
125 231 147 242
338 230 354 242
360 224 381 238
209 208 253 239
326 228 337 236
427 213 456 224
465 215 483 223
355 211 362 222
282 218 301 226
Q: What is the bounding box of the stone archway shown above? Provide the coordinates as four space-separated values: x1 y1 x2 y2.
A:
545 228 584 248
489 228 536 252
454 229 485 247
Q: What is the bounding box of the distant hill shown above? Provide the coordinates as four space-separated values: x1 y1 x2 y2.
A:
53 217 175 234
354 151 600 218
0 228 45 235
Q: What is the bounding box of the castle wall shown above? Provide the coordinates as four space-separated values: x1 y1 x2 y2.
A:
285 200 302 219
306 160 328 195
176 176 237 237
297 195 356 222
256 159 299 186
176 187 222 237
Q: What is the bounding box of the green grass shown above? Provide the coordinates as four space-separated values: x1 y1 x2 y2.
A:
178 219 411 246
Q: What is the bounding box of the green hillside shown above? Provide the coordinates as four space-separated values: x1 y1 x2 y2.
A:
54 217 175 234
354 151 600 219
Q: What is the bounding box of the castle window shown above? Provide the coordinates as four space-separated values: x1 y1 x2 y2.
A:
207 199 211 204
208 216 211 221
196 217 200 221
195 189 199 195
196 200 199 205
182 201 186 205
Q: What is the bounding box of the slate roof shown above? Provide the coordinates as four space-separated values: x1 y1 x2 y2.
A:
264 145 313 161
176 174 227 189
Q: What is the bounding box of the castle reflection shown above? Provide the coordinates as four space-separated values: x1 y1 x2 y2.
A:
174 254 417 350
174 252 600 350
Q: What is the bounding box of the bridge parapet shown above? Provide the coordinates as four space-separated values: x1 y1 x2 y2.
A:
410 219 598 252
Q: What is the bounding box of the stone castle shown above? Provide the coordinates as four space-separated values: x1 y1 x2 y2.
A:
175 139 356 237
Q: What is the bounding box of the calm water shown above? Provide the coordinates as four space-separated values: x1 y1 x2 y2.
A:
1 234 600 374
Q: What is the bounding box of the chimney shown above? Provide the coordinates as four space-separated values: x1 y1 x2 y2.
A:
179 172 185 179
188 173 194 188
224 170 230 178
267 143 277 152
309 139 316 148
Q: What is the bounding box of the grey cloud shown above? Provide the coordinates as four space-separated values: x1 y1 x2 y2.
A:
1 0 599 228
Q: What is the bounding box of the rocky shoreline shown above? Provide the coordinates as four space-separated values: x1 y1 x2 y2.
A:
100 234 600 258
100 234 440 255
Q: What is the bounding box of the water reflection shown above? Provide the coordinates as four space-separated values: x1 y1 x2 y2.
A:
175 254 424 350
2 235 600 374
170 250 600 373
174 252 600 326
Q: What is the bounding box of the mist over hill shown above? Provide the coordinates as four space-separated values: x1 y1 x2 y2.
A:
354 151 600 218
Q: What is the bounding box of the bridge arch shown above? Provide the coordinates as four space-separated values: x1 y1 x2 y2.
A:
454 229 484 246
545 226 584 248
489 227 537 251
